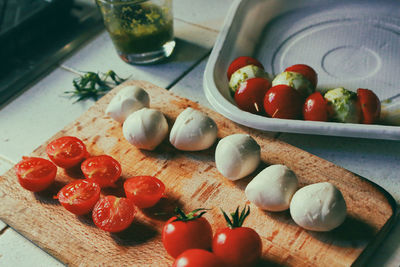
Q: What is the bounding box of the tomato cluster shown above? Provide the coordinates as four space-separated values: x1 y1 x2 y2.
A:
15 136 166 233
228 56 381 124
165 206 262 267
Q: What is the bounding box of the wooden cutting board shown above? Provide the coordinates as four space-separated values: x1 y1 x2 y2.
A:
0 81 396 267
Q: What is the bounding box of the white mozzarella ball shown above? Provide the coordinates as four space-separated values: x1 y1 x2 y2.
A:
123 108 168 151
106 85 150 123
290 182 347 232
215 134 260 180
272 71 314 96
169 108 218 151
245 164 298 211
324 87 359 123
229 65 269 95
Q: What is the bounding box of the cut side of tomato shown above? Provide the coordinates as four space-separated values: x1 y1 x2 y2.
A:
14 157 57 192
227 56 264 80
92 195 136 232
357 88 381 124
46 136 88 169
124 176 165 209
303 92 329 122
81 155 121 188
57 180 101 215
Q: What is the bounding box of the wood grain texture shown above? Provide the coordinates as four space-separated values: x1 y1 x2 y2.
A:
0 81 396 267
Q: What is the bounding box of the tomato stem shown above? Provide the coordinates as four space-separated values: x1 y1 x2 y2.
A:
221 205 250 228
173 207 210 222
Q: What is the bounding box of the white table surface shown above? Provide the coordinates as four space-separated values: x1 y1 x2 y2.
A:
0 0 399 266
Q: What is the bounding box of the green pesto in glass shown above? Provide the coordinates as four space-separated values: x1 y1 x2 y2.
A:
97 0 173 54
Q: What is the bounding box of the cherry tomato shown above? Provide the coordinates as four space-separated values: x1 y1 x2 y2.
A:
227 56 264 80
234 78 271 114
14 157 57 192
162 208 213 258
263 84 303 119
357 88 381 124
92 195 136 232
81 155 121 187
124 176 165 209
212 206 262 267
46 136 88 169
285 64 318 88
303 92 329 121
173 249 224 267
57 180 100 215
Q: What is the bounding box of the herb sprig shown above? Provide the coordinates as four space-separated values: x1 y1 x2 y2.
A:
65 70 128 102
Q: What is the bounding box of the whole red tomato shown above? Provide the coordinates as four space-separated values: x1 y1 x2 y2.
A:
46 136 88 169
162 208 213 258
357 88 381 124
285 64 318 88
303 92 329 121
14 156 57 192
173 249 224 267
234 77 271 114
227 56 264 80
124 176 165 208
92 195 136 232
212 206 262 267
81 155 121 187
263 84 303 119
57 180 100 215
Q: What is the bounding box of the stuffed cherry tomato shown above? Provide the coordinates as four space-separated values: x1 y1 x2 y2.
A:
14 157 57 192
81 155 121 187
285 64 318 88
162 208 213 258
57 180 100 215
227 56 264 80
173 249 224 267
303 92 329 122
46 136 88 169
263 84 303 119
92 195 136 232
234 77 271 114
357 88 381 124
212 206 262 267
124 176 165 208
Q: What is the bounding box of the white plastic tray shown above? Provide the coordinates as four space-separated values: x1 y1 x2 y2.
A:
204 0 400 140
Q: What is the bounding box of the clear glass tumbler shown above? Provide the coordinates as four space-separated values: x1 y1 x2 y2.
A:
96 0 175 65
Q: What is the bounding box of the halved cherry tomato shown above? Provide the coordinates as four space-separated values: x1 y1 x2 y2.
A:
227 56 264 80
357 88 381 124
162 208 213 258
263 84 303 119
124 176 165 209
46 136 88 169
173 249 224 267
92 195 136 232
234 77 271 114
303 92 329 121
14 157 57 192
212 206 262 267
285 64 318 88
81 155 121 187
57 180 100 215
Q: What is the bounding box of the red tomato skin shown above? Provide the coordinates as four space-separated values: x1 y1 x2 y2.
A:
92 196 136 232
285 64 318 88
227 56 264 80
57 180 100 215
173 249 225 267
81 155 122 188
303 92 329 121
357 88 381 124
212 227 262 267
162 216 213 258
46 136 87 169
263 84 303 119
124 176 165 209
234 78 271 114
15 157 57 192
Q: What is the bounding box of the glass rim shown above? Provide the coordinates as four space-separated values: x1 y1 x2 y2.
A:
96 0 151 5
